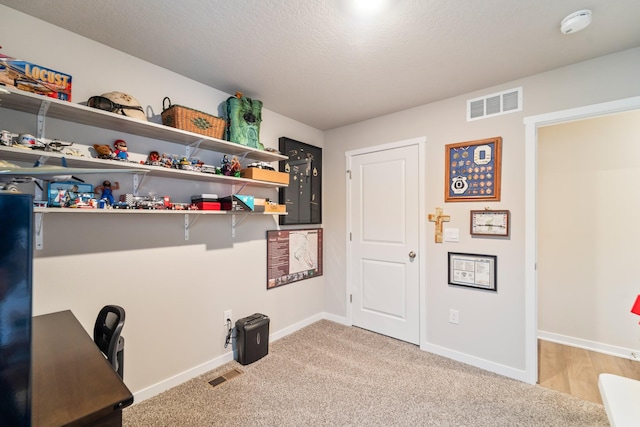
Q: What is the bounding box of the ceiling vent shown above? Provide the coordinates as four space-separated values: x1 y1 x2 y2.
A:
467 87 522 121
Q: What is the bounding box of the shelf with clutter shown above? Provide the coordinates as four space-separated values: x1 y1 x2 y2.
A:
0 85 287 162
0 85 290 246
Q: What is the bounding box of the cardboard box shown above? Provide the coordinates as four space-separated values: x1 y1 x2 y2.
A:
240 168 289 185
264 204 286 213
0 55 72 101
48 181 93 207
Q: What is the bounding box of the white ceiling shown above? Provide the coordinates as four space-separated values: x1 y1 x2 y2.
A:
2 0 639 130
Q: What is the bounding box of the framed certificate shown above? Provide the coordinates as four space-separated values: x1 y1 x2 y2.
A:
448 252 497 291
470 210 510 237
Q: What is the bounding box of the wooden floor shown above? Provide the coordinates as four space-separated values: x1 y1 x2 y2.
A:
538 340 640 404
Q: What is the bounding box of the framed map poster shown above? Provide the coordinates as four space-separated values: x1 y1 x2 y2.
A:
445 137 502 202
278 137 322 225
267 228 323 289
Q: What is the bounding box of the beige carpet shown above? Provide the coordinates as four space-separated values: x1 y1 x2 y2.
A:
123 320 608 426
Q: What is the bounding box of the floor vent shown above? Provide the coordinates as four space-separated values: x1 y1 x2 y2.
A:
208 368 244 388
467 87 522 121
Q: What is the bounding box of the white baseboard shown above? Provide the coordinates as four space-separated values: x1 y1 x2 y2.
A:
133 351 235 403
322 312 350 326
538 330 640 361
133 312 341 404
422 343 530 383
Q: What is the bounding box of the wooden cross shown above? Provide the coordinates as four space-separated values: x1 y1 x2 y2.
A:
428 207 450 243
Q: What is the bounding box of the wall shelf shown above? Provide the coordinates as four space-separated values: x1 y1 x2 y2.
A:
0 86 287 162
0 145 287 188
0 87 289 248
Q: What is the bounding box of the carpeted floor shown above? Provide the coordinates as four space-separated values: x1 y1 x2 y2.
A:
123 320 608 426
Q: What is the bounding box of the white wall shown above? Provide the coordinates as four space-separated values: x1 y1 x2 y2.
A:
0 5 324 398
538 110 640 355
324 47 640 378
3 3 640 399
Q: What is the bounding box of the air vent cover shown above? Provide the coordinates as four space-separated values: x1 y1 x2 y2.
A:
467 87 522 121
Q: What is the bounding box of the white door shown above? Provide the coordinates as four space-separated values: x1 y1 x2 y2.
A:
348 142 421 344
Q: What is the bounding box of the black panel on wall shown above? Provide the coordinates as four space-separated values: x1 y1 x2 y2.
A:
278 137 322 225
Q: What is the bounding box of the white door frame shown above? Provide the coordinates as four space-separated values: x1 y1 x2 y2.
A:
345 136 427 347
523 96 640 384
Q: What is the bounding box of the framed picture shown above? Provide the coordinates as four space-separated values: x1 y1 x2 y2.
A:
266 228 323 289
445 136 502 202
448 252 497 291
470 210 510 237
278 137 322 225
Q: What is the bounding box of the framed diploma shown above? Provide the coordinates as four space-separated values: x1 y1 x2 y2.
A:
448 252 497 292
445 137 502 202
470 210 510 236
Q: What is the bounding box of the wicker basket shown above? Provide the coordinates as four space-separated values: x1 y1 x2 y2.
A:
161 97 225 139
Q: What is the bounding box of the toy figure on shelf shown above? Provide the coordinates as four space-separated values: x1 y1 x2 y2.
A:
160 153 173 168
95 180 119 205
220 155 230 174
92 144 114 159
230 156 242 176
178 157 193 170
113 139 128 161
145 151 161 166
220 155 242 176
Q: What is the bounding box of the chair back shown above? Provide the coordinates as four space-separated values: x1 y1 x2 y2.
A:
93 305 125 376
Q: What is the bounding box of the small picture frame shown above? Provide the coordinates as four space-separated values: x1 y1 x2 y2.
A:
445 136 502 202
470 210 510 237
448 252 497 291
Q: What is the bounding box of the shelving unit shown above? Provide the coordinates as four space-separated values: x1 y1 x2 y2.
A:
0 86 289 247
0 86 287 162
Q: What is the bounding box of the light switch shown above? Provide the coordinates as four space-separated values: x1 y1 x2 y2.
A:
444 228 459 242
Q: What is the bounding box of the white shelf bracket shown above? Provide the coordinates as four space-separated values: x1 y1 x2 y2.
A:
184 213 202 240
237 151 250 162
36 155 50 166
231 214 236 237
133 173 142 195
231 213 249 237
37 99 50 140
35 212 44 250
233 183 248 194
186 139 204 158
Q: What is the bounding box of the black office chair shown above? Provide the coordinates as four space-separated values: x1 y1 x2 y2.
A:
93 305 126 379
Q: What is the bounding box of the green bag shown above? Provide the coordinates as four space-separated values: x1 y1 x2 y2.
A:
225 92 264 149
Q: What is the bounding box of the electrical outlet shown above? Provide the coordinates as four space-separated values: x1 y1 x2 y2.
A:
449 309 459 325
223 310 232 326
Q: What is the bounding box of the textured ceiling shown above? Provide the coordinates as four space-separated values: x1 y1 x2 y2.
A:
1 0 639 130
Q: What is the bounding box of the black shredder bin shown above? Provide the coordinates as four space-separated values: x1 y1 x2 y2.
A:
235 313 270 365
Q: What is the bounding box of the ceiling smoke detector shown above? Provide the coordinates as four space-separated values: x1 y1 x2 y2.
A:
560 9 592 34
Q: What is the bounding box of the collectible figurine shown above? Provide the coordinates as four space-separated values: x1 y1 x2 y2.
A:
113 139 129 161
160 153 173 168
220 154 230 174
93 144 114 159
95 180 120 205
230 155 242 176
145 150 161 166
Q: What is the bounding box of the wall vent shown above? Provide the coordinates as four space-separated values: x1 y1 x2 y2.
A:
467 87 522 121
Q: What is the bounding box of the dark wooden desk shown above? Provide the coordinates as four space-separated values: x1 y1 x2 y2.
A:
32 310 133 427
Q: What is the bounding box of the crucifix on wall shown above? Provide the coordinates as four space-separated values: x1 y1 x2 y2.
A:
428 207 450 243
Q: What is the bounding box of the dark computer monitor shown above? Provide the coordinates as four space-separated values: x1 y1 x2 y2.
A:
0 193 33 426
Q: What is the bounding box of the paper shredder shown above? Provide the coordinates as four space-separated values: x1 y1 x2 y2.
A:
235 313 270 365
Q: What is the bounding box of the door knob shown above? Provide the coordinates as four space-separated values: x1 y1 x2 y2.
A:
409 251 416 259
